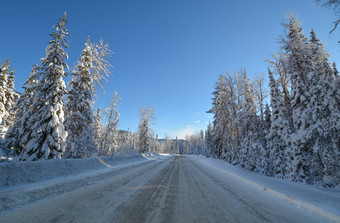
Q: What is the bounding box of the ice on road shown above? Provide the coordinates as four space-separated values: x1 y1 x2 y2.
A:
0 155 329 222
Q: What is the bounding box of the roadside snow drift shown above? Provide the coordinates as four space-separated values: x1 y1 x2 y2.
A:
190 155 340 223
1 154 144 187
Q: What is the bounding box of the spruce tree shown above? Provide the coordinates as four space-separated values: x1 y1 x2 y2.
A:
306 29 339 184
0 61 9 137
266 68 291 178
138 106 156 153
208 74 231 159
205 122 213 157
0 60 18 138
264 103 271 131
322 62 340 186
19 13 69 161
64 37 96 158
5 64 39 156
93 107 103 151
240 70 259 171
283 16 313 182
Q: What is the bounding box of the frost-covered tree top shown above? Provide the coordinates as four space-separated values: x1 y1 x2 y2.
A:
91 39 113 97
14 64 39 118
40 12 70 81
283 15 313 85
74 37 112 95
208 74 231 118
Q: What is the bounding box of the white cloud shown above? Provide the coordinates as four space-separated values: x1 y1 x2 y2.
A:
171 125 200 139
194 120 201 124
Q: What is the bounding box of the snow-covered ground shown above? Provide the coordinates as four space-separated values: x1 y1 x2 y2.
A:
0 154 339 222
0 152 170 212
190 155 340 223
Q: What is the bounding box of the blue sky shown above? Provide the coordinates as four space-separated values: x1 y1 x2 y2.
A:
1 0 339 138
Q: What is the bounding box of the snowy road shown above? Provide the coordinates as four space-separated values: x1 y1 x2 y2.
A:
0 155 329 222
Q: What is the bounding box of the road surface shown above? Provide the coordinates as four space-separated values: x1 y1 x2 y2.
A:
0 155 326 222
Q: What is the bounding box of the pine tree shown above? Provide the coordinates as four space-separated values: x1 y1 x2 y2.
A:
305 29 339 184
64 37 96 158
237 69 258 171
0 61 6 126
321 63 340 186
266 68 291 178
208 74 232 159
93 107 103 150
174 136 179 154
5 64 39 156
205 122 213 157
64 36 111 158
19 13 69 161
283 15 314 182
5 68 18 127
138 106 156 153
0 60 18 138
264 103 271 131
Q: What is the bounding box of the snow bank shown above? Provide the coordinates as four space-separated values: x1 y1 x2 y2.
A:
0 154 150 187
190 155 340 223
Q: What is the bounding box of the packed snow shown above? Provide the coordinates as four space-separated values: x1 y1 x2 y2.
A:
0 154 338 223
0 152 169 212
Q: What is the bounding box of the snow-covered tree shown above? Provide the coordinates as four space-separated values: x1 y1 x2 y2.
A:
264 103 271 131
266 68 291 178
205 122 213 157
282 15 314 183
323 63 340 186
203 14 339 187
91 39 112 94
208 74 232 158
305 29 339 184
63 35 112 158
64 37 111 158
0 61 7 127
93 107 103 150
116 130 137 154
5 64 39 156
268 50 294 131
237 69 260 171
0 60 18 138
64 38 96 158
99 91 120 156
19 13 70 161
138 106 156 153
253 74 267 122
4 67 18 127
